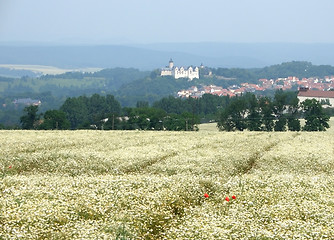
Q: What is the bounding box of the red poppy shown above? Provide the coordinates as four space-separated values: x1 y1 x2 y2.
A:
204 193 209 198
8 166 12 169
232 195 236 200
225 197 230 202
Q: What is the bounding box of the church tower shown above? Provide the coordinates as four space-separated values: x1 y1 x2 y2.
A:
169 59 174 69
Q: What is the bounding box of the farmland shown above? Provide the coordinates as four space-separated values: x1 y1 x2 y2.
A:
1 129 334 239
0 64 102 76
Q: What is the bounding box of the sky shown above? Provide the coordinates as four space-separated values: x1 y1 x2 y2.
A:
1 0 334 45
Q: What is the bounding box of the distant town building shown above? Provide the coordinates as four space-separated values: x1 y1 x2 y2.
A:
13 98 41 106
161 59 199 81
298 87 334 107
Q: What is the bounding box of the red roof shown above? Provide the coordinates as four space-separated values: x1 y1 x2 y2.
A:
298 89 334 98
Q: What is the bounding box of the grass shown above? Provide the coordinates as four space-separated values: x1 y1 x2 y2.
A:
0 76 107 93
0 64 102 75
0 129 334 239
0 64 105 93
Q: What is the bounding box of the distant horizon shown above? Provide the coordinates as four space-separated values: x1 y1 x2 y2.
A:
1 0 334 44
2 41 334 47
1 42 334 74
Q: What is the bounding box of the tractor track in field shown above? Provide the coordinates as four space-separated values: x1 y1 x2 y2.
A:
120 151 179 174
120 142 207 174
236 133 300 175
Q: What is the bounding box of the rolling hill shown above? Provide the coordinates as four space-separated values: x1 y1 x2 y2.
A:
1 43 334 72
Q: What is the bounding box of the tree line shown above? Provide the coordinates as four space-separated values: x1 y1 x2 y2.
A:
18 94 200 131
217 90 330 132
17 91 330 132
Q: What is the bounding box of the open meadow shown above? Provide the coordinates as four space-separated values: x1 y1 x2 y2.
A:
1 127 334 239
0 64 102 76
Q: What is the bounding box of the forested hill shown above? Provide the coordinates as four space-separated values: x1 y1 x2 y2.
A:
1 61 334 126
251 61 334 80
211 61 334 84
40 68 150 91
115 61 334 105
1 61 334 105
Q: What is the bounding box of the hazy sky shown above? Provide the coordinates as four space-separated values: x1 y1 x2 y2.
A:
1 0 334 44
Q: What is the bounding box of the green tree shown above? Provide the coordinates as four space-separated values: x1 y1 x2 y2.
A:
136 101 149 108
163 112 199 131
272 90 300 131
153 94 230 118
199 94 221 115
60 96 89 129
286 96 301 131
287 116 301 131
301 99 330 131
218 96 247 131
60 94 121 129
39 110 70 130
245 93 262 131
258 96 275 131
125 107 167 130
20 105 39 129
274 116 287 132
153 96 185 114
217 109 234 131
273 89 288 131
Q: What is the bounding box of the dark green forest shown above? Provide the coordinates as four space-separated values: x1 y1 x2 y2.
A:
16 91 330 132
1 61 334 127
209 61 334 87
217 91 329 132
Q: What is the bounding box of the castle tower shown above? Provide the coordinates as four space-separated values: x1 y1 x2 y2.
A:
169 59 174 69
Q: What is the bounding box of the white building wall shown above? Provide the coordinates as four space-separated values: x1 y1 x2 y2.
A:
175 68 188 79
161 61 200 80
188 67 199 80
161 69 172 76
298 96 334 108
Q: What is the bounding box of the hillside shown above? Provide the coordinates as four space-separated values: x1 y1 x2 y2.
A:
1 61 334 126
0 45 205 70
251 61 334 80
136 42 334 68
2 61 333 100
116 61 334 105
1 43 334 71
115 75 194 106
0 68 150 97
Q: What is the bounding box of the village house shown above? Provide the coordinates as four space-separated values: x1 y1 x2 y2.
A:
13 98 41 106
176 74 334 100
298 87 334 108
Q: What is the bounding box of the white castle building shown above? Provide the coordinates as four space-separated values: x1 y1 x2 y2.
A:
161 59 199 80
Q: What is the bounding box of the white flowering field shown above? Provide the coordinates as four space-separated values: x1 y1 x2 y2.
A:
1 129 334 239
